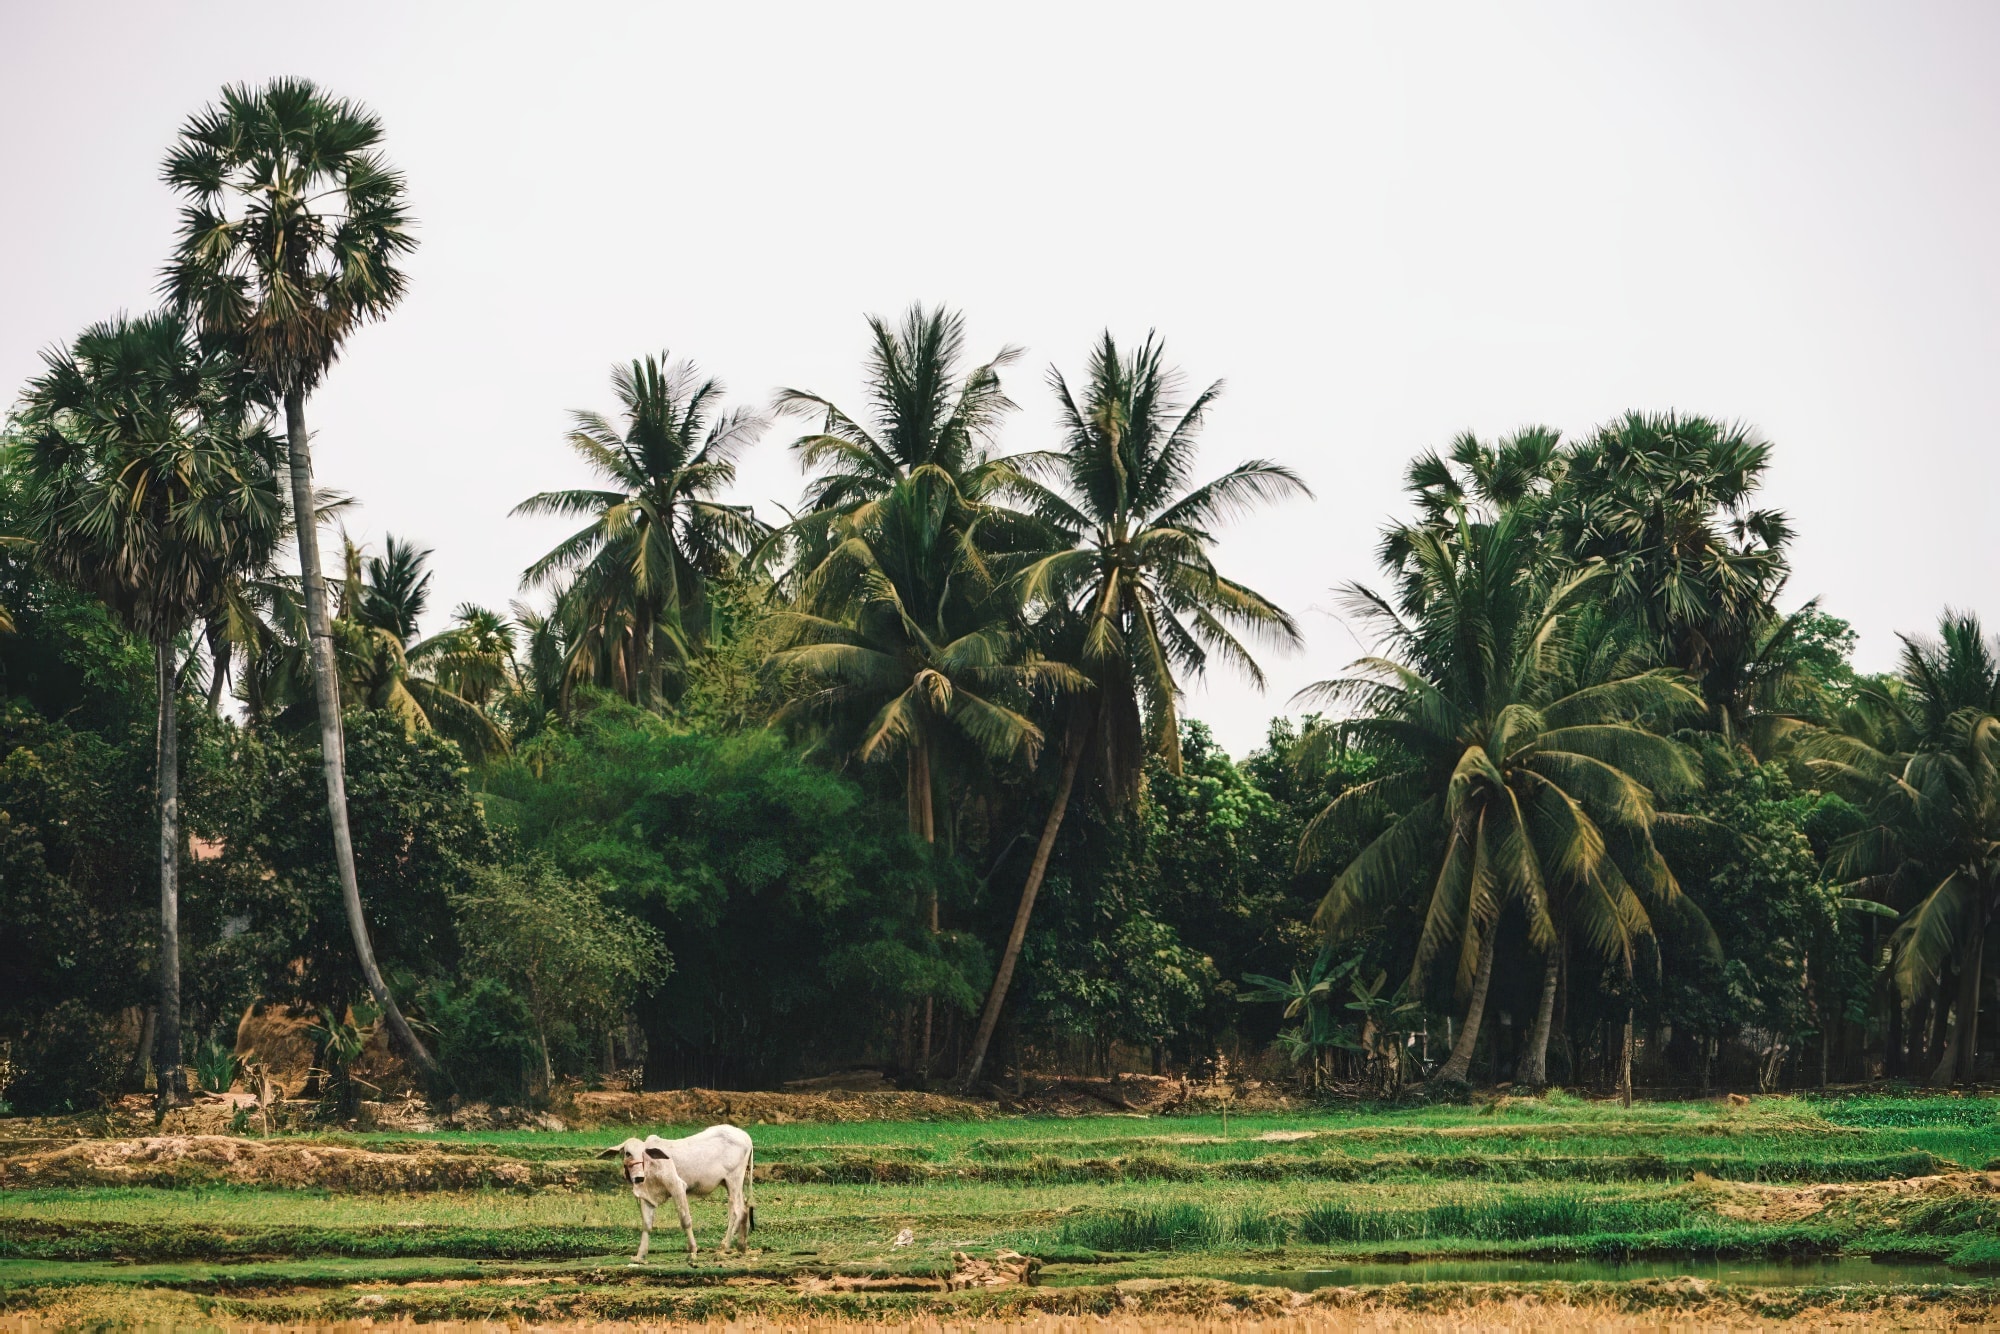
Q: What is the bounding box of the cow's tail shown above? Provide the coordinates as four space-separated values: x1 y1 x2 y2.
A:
746 1141 756 1233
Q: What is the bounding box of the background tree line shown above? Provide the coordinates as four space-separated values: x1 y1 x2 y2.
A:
0 78 1991 1114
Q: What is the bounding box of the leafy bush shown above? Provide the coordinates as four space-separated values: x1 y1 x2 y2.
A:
452 859 663 1090
5 1000 125 1113
193 1038 239 1093
421 977 539 1103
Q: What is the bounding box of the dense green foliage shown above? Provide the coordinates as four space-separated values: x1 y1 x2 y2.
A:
1 77 1993 1112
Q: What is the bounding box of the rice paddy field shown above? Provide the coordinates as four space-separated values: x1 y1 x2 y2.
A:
2 1090 1998 1328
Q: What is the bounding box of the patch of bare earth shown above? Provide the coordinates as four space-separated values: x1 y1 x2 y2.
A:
0 1134 578 1190
568 1089 996 1127
1701 1169 2000 1224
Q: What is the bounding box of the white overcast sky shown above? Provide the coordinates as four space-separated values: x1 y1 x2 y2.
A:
5 2 1997 755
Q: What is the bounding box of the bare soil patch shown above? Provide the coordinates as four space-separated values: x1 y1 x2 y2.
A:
1700 1169 2000 1224
0 1135 582 1191
567 1088 995 1127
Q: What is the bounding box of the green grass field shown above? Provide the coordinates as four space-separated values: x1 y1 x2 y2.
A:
2 1092 1997 1326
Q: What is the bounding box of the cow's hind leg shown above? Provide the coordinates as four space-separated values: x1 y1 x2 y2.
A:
721 1172 745 1250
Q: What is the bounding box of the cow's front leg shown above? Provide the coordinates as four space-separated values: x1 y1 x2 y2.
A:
670 1181 697 1264
635 1198 656 1263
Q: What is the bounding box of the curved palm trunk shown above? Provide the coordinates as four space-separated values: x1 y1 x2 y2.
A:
961 714 1089 1090
154 640 189 1110
1517 950 1560 1088
1929 899 1987 1086
285 388 441 1087
1431 928 1498 1086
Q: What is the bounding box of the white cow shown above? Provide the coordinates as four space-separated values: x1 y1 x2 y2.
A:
598 1126 756 1263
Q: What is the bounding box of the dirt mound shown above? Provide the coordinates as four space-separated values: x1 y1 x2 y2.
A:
0 1135 581 1191
990 1074 1302 1117
437 1101 568 1131
786 1250 1037 1295
569 1087 996 1126
1702 1169 2000 1224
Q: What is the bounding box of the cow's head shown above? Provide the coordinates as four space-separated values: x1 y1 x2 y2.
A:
596 1137 670 1186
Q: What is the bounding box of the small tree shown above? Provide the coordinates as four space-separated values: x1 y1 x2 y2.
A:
452 860 664 1093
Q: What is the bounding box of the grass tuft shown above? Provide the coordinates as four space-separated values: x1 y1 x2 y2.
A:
1060 1203 1222 1252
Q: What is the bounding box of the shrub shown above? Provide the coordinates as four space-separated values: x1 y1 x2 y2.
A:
6 1000 124 1113
421 977 539 1103
193 1038 239 1093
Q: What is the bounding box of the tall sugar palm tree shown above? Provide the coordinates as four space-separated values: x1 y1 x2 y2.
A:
1554 412 1792 734
161 79 437 1080
516 354 767 708
1302 505 1702 1088
15 310 283 1108
959 331 1308 1087
1806 613 2000 1086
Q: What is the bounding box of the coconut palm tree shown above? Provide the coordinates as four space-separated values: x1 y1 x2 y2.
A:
958 331 1308 1087
516 354 767 708
355 534 432 643
772 467 1068 842
771 466 1077 1075
774 304 1019 523
1806 613 2000 1086
161 78 436 1080
14 310 283 1108
767 305 1038 1077
1300 505 1702 1088
325 537 510 761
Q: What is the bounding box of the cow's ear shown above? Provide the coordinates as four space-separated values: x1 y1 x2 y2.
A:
645 1146 670 1159
596 1146 625 1159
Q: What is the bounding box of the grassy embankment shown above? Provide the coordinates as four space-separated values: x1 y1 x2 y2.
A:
1 1092 1996 1325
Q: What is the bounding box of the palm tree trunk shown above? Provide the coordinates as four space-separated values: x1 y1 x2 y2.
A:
1431 929 1498 1086
1931 910 1987 1086
125 1006 157 1091
1884 977 1904 1078
1517 951 1559 1088
284 387 441 1087
154 640 188 1110
1620 1005 1635 1107
961 715 1088 1090
908 740 936 1078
